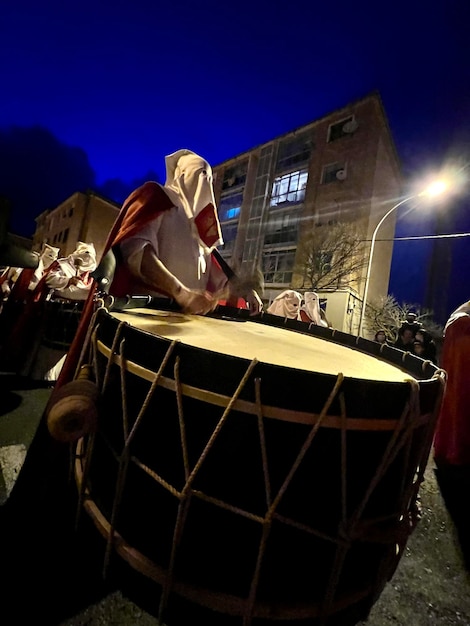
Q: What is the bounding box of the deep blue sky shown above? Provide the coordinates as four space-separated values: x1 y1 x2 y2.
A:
1 0 469 320
2 1 469 186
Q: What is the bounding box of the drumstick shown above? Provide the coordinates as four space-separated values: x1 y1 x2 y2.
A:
211 248 236 281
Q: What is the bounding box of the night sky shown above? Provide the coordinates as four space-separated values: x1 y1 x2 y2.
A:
1 0 469 320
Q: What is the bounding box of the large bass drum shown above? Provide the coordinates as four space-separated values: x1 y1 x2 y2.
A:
73 305 445 626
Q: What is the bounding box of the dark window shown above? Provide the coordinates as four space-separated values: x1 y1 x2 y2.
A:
276 131 313 172
262 249 296 284
327 116 357 142
322 163 346 184
222 160 248 190
265 209 300 247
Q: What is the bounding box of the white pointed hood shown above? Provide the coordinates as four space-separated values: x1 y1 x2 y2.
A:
67 242 97 273
30 244 60 287
163 149 223 251
267 290 303 319
301 292 323 325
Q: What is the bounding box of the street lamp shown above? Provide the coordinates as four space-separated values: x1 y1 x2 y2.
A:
357 181 448 337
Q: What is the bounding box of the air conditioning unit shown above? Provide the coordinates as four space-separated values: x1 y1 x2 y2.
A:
342 119 358 134
336 169 347 181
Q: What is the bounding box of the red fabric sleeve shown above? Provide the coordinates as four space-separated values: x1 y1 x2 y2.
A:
434 315 470 466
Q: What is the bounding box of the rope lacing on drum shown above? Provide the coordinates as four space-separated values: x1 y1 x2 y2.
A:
73 315 446 626
174 357 190 480
339 377 421 535
158 357 259 623
332 376 423 615
246 373 345 624
102 338 178 579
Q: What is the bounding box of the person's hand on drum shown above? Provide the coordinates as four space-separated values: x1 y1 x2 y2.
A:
224 275 264 315
175 285 219 315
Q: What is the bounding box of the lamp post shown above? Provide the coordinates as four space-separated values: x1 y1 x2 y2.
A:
357 181 448 337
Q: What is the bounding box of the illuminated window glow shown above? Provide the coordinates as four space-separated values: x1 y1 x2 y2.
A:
270 170 308 207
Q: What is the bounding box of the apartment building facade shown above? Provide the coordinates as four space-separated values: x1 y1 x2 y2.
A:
33 190 120 260
212 91 403 334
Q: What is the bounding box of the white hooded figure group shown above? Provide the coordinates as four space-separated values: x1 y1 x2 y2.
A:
45 242 97 300
0 243 59 300
24 242 97 382
267 289 329 327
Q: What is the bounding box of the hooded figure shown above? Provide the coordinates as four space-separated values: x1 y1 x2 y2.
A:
54 149 262 389
0 244 59 363
29 244 60 292
0 265 22 298
0 244 58 301
299 292 328 326
267 290 303 319
112 149 226 306
45 242 97 301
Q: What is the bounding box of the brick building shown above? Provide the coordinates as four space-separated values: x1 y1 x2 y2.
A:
32 190 120 260
212 91 403 333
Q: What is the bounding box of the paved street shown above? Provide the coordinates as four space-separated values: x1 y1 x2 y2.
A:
1 372 469 625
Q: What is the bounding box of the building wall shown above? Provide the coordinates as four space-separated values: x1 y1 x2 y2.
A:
213 91 403 334
32 191 120 261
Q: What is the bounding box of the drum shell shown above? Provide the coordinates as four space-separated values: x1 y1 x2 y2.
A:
41 300 84 350
78 308 444 624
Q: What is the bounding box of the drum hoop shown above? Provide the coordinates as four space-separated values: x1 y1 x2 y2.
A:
96 339 432 432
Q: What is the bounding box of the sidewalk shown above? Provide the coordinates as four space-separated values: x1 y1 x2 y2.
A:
0 373 52 504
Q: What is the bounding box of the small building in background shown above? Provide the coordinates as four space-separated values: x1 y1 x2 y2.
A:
33 190 120 261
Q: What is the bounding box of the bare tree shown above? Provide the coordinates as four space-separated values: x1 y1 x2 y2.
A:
294 221 367 290
365 294 444 344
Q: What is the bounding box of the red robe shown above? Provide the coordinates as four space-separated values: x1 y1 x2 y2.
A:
433 314 470 467
55 182 229 388
0 265 58 372
0 268 35 345
0 267 36 302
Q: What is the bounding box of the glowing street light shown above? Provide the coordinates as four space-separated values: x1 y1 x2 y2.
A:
358 180 449 337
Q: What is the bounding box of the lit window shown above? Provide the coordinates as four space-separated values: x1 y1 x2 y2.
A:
226 207 240 220
270 170 308 207
219 191 243 222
